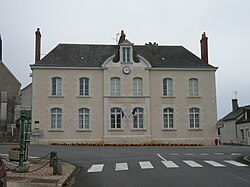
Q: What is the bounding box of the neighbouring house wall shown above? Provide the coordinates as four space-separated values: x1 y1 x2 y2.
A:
221 120 237 144
237 122 250 145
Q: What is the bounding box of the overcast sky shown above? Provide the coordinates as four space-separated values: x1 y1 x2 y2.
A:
0 0 250 119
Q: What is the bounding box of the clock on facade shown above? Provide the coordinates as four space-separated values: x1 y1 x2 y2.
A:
122 66 131 74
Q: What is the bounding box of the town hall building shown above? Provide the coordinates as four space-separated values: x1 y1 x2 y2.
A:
30 29 218 145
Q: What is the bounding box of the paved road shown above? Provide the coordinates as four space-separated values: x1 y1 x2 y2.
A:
1 145 250 186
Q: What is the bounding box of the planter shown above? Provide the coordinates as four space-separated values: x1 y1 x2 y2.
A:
8 149 28 162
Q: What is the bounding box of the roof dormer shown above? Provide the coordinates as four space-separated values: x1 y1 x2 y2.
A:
112 30 139 63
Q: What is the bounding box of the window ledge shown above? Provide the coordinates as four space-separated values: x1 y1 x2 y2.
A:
77 96 92 98
188 128 203 131
187 96 201 98
48 129 64 132
161 96 175 98
108 128 124 131
162 128 177 131
76 129 92 132
49 96 64 98
131 129 147 131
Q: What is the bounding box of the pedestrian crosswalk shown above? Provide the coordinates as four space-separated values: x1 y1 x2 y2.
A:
87 160 248 173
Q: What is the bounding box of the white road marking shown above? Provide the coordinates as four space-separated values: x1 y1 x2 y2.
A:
157 154 167 161
200 153 209 156
115 163 128 171
214 153 224 156
204 160 225 167
183 160 203 168
87 164 104 173
139 161 154 169
231 153 241 156
184 153 194 156
224 160 248 167
161 160 179 168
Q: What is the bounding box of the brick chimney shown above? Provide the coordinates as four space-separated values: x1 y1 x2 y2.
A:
200 32 208 64
118 30 126 44
0 34 2 61
35 28 41 63
232 99 239 111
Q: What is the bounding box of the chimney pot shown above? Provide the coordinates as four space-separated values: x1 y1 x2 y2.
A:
118 30 126 44
35 28 41 63
200 32 208 64
232 99 239 111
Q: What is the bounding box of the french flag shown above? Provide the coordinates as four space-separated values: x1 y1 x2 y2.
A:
132 108 137 120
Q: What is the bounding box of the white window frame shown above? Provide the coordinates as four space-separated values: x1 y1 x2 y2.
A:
110 107 122 129
79 77 89 96
163 78 173 96
133 77 143 96
79 108 90 130
122 47 130 62
133 107 144 129
240 129 245 141
51 108 62 129
163 108 174 129
52 77 62 96
189 78 199 97
189 108 200 129
111 77 120 96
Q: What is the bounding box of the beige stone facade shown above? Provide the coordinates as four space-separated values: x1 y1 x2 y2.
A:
30 31 218 145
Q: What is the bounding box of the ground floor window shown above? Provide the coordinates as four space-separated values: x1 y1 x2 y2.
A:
111 107 122 129
133 107 144 129
51 108 62 129
189 107 199 129
79 108 90 130
163 108 174 129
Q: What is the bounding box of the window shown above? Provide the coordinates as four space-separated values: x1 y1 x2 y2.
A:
189 108 200 129
240 129 245 141
111 107 122 129
51 108 62 129
79 108 89 130
52 77 62 96
79 77 89 96
133 77 143 96
111 77 120 96
163 78 173 96
133 107 144 129
163 108 174 129
122 47 130 62
189 78 199 97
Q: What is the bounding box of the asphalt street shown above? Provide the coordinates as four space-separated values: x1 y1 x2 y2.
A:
1 144 250 187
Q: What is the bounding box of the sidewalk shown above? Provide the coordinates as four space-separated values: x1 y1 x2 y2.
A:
4 158 75 187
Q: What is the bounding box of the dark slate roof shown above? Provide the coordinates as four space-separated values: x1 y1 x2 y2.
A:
222 105 250 121
32 44 216 69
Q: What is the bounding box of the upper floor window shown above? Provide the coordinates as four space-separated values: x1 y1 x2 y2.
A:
79 77 89 96
52 77 62 96
189 107 200 129
51 108 62 129
163 78 173 96
79 108 90 130
111 107 122 129
122 47 130 62
111 77 120 96
189 78 199 97
133 77 143 96
133 107 144 129
163 108 174 129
